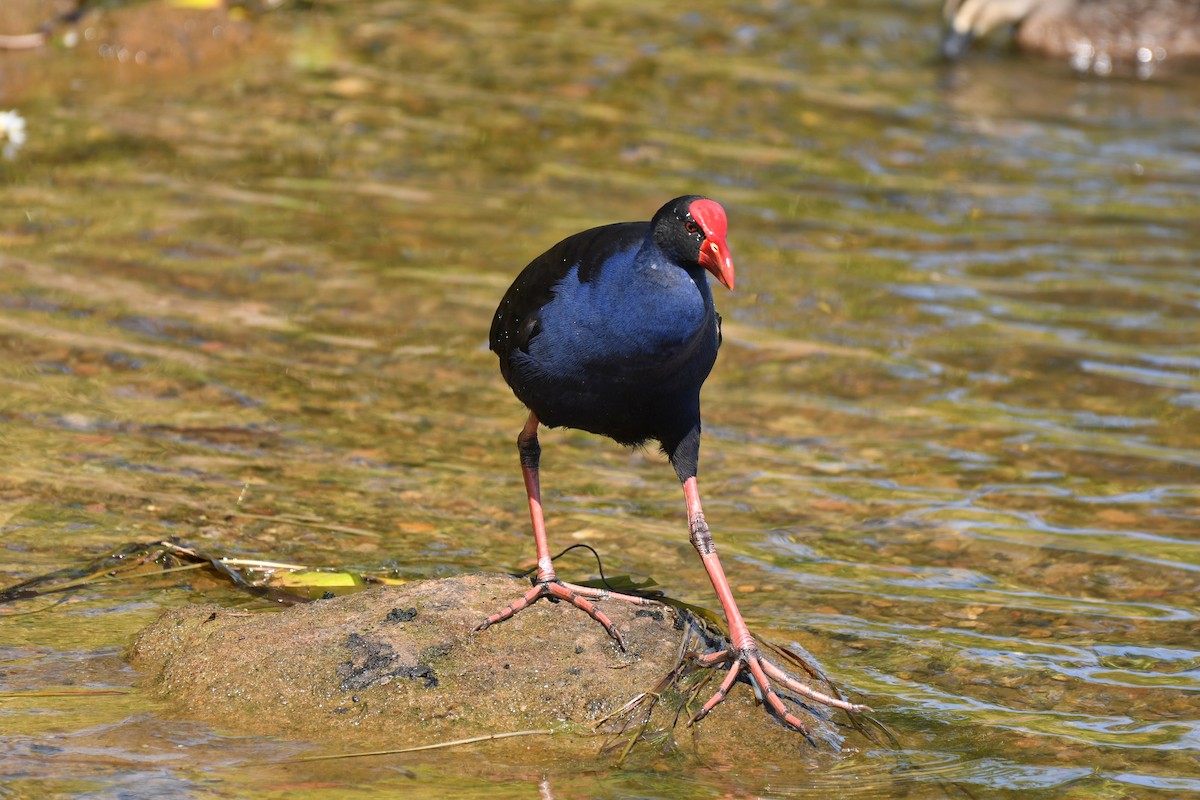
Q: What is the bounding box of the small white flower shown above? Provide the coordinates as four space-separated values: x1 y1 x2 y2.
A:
0 109 28 159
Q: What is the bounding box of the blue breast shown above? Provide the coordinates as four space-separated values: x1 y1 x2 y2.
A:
509 248 719 443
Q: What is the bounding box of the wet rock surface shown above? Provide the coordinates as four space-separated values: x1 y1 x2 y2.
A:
129 573 851 768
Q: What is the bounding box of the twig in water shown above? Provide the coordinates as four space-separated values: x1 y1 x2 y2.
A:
262 728 558 765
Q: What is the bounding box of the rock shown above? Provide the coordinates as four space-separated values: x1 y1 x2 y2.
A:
128 573 851 769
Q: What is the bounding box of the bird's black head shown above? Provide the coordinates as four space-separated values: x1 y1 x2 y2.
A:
650 196 735 291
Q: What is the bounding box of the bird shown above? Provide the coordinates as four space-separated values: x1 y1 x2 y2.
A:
941 0 1200 73
477 195 867 730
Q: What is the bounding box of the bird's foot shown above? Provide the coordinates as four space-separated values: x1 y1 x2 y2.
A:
474 579 627 650
688 646 871 733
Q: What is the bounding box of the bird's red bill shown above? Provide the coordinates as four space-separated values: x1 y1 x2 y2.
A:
689 199 735 291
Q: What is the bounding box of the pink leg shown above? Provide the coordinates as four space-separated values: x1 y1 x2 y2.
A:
475 413 638 649
682 477 870 729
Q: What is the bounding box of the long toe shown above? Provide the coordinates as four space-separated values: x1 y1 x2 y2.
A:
474 580 627 650
474 582 544 632
555 580 663 607
687 646 870 731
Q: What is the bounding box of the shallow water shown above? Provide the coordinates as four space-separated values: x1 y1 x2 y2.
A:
1 1 1198 798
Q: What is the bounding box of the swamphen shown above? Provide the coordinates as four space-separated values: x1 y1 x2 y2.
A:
479 196 866 730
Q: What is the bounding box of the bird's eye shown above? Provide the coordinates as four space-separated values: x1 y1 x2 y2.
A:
685 221 700 234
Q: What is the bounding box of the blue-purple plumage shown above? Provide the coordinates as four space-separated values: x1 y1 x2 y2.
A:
490 196 726 480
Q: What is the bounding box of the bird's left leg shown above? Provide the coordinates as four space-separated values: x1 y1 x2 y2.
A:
681 476 870 730
474 413 651 650
509 412 661 611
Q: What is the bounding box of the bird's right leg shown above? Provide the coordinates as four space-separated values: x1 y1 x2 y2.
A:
474 412 650 650
681 476 870 729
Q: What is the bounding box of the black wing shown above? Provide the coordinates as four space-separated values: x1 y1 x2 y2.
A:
489 221 648 384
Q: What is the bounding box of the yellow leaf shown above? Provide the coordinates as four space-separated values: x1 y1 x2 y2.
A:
274 570 365 588
168 0 225 9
